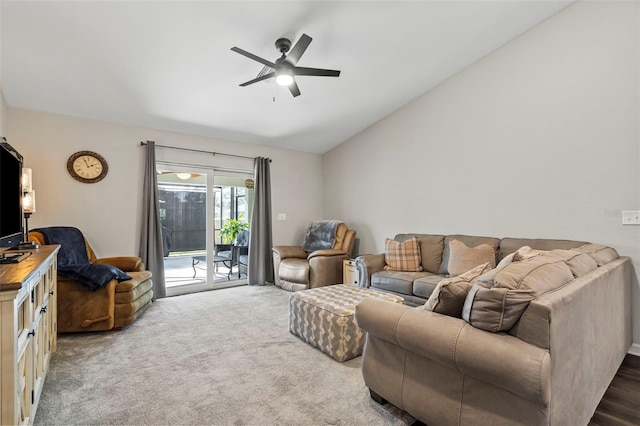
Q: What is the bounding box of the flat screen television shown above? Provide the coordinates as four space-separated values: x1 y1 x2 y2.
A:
0 139 24 248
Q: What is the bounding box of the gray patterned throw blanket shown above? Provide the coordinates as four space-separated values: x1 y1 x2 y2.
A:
302 220 343 252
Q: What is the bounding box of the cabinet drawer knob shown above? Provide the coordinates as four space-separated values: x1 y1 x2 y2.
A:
28 329 36 337
40 306 47 314
49 290 54 296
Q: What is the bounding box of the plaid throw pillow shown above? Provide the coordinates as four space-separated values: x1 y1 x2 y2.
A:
384 237 423 272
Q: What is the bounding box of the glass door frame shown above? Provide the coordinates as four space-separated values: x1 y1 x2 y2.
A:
156 161 253 297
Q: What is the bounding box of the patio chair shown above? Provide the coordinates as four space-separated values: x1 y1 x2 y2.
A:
216 230 249 279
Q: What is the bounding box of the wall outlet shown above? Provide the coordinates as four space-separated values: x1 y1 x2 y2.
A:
622 210 640 225
277 213 286 221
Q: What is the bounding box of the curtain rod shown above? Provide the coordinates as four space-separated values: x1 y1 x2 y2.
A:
140 141 271 162
156 160 252 175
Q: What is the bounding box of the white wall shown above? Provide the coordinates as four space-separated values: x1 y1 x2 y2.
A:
7 108 323 257
0 5 6 137
0 89 7 137
323 1 640 348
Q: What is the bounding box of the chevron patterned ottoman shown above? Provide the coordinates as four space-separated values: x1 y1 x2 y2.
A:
288 284 405 362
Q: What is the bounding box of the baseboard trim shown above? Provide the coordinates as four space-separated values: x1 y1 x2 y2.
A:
628 343 640 357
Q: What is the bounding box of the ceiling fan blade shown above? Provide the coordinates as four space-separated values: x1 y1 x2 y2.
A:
256 65 273 78
293 67 341 77
239 72 275 87
286 34 312 65
231 47 278 68
289 80 301 97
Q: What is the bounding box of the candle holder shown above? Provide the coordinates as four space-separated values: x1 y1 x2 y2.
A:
18 177 39 249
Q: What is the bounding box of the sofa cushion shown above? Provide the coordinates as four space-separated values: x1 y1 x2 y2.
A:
384 237 423 272
498 237 586 262
423 262 492 318
412 274 444 299
446 239 496 277
475 246 542 287
439 235 500 276
395 234 445 274
544 249 598 277
370 270 432 296
493 257 575 295
463 256 575 332
575 243 619 266
462 283 536 332
513 246 544 261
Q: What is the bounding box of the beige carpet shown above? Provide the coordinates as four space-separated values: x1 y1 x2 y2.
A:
34 285 415 425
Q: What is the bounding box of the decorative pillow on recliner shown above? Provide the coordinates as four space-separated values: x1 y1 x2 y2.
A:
446 239 496 277
384 237 423 272
423 262 492 317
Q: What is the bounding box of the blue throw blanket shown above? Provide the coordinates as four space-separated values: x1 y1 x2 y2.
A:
33 226 131 291
302 220 343 252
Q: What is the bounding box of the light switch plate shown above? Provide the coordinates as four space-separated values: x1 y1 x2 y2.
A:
622 210 640 225
277 213 286 221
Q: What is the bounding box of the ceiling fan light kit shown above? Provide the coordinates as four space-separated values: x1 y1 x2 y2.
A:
231 33 340 97
275 68 294 86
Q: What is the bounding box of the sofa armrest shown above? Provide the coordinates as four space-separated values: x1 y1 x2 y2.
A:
307 248 347 259
308 253 349 288
356 298 551 406
355 254 385 288
355 297 410 344
96 256 144 272
272 245 308 259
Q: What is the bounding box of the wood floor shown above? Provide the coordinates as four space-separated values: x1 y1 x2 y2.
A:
589 354 640 426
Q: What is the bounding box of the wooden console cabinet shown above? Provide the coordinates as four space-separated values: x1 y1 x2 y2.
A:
0 245 59 425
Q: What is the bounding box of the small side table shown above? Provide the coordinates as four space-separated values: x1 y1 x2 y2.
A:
343 258 359 286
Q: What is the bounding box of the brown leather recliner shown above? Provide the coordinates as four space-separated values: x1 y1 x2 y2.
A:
30 231 154 333
272 222 356 292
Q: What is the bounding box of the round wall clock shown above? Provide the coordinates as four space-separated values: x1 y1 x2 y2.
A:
66 151 109 183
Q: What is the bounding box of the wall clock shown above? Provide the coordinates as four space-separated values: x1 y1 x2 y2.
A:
66 151 109 183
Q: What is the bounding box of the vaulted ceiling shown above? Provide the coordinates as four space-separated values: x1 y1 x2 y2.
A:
1 1 574 154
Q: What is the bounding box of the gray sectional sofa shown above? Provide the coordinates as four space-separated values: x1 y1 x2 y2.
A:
353 233 633 425
356 233 591 305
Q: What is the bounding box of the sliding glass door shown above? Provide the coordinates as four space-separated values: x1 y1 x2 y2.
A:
156 165 254 297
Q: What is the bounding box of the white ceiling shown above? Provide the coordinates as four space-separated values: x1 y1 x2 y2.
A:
1 1 574 154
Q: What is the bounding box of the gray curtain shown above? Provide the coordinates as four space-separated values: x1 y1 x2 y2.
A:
248 157 274 285
139 140 166 299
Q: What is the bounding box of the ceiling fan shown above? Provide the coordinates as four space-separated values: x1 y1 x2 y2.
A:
231 34 341 97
